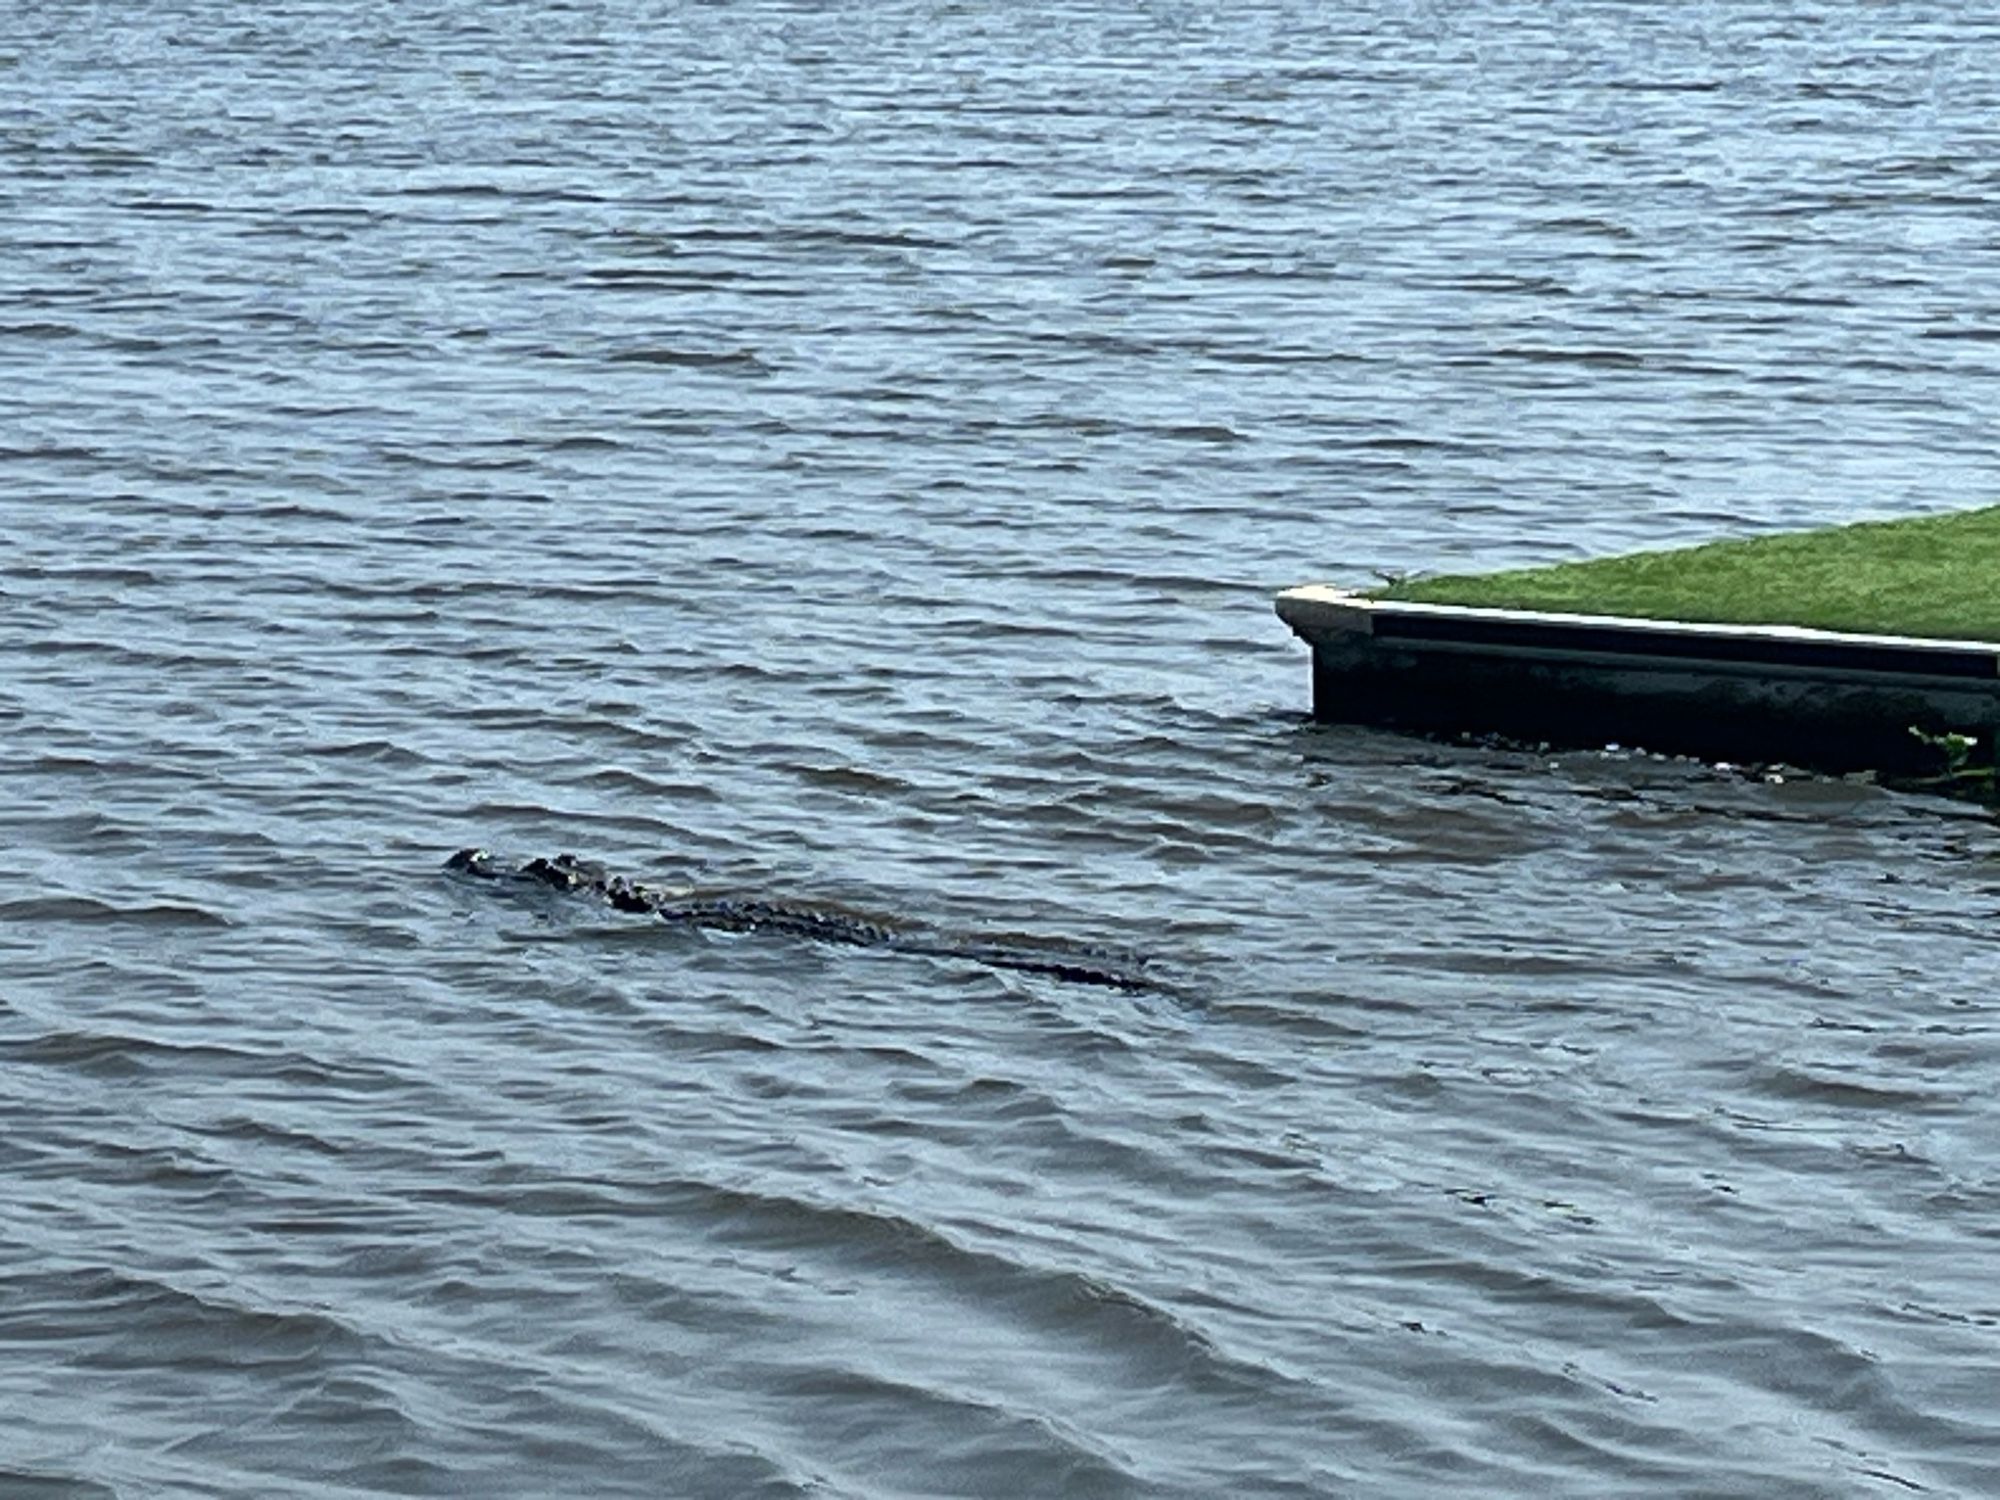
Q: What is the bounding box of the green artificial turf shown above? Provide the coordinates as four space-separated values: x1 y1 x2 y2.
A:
1378 505 2000 643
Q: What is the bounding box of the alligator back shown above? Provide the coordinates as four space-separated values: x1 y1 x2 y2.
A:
446 848 1158 992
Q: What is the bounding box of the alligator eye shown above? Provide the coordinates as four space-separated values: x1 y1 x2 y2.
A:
523 857 577 889
607 881 652 913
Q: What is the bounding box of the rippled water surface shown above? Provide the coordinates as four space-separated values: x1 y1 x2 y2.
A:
6 3 2000 1495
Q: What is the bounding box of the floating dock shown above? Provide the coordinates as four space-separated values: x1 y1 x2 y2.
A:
1274 586 2000 773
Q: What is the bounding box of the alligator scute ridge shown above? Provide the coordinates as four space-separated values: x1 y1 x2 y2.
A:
446 849 1157 992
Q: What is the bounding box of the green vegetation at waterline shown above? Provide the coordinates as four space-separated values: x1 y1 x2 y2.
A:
1379 505 2000 643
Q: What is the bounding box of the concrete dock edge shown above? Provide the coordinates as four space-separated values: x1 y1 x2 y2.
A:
1275 586 2000 772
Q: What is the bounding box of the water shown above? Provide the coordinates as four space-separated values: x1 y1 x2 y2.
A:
5 3 2000 1494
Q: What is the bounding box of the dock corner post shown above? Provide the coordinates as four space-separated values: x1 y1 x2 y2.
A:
1310 646 1339 723
1274 586 1376 726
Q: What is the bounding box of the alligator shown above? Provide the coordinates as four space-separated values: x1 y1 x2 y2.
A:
446 849 1157 992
